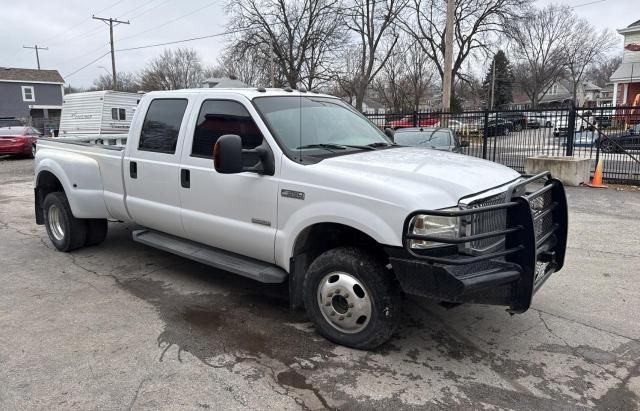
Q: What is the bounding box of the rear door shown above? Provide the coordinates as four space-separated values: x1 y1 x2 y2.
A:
124 97 192 237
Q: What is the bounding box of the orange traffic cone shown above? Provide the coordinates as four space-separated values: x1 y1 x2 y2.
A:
587 159 608 188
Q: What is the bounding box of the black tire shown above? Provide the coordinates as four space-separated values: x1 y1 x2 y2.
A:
85 219 108 246
545 121 552 128
29 144 36 158
42 192 87 252
600 139 616 153
303 247 402 350
514 123 523 132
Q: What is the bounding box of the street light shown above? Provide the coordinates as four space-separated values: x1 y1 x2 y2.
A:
97 65 112 76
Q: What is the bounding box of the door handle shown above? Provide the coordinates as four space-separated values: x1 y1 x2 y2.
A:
181 169 190 188
130 161 137 179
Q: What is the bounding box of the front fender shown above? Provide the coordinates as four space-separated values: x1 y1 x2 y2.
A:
35 149 110 219
274 201 402 269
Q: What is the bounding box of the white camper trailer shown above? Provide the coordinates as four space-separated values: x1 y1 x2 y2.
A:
58 91 141 136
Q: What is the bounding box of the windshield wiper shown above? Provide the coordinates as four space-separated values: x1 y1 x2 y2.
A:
295 143 347 152
295 143 376 151
367 142 394 148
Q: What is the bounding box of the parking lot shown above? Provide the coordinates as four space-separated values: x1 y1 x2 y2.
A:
1 157 639 410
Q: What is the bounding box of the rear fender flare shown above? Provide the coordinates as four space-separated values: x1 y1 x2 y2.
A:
36 154 109 219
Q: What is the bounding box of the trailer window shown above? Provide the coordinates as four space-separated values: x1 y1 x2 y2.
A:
191 100 263 166
138 99 188 154
111 108 126 120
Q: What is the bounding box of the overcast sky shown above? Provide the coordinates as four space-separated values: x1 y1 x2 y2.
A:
0 0 636 89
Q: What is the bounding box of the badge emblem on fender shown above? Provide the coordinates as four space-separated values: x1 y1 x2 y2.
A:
281 189 305 200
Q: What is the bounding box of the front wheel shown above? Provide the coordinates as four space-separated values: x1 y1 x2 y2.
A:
303 247 402 350
514 123 523 132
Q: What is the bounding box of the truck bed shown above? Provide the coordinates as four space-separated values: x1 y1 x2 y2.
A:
35 137 129 222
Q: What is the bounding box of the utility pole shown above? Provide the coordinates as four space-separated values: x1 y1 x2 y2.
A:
441 0 455 111
92 15 130 90
23 45 48 70
490 60 496 110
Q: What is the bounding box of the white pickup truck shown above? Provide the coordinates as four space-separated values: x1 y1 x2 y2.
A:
34 88 568 349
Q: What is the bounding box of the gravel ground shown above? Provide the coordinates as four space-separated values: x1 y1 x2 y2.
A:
1 157 639 410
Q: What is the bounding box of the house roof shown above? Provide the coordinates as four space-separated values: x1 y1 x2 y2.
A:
610 62 640 83
0 67 64 83
618 19 640 34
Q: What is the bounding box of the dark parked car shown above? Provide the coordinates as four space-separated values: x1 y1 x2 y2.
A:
393 127 469 152
496 112 527 131
597 124 640 152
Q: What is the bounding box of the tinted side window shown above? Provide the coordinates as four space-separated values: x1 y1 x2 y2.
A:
139 99 188 154
192 100 263 166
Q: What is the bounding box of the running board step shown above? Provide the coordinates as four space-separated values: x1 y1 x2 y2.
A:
132 229 287 284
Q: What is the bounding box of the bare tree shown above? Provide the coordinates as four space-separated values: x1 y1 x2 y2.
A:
341 0 407 111
506 4 574 107
92 72 140 93
586 54 623 88
206 47 273 87
402 0 529 101
564 23 618 104
373 38 434 112
139 48 204 91
226 0 345 90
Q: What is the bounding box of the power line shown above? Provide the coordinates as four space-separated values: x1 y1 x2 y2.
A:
117 0 220 43
61 28 247 81
43 0 131 45
63 52 111 79
93 15 131 90
116 28 248 52
571 0 606 8
23 45 48 70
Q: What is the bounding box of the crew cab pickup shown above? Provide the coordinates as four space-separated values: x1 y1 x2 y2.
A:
34 89 568 349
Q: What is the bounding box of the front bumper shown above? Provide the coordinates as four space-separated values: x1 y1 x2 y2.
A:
388 172 568 313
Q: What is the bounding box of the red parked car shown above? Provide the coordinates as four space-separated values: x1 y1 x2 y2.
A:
0 127 40 158
386 114 440 129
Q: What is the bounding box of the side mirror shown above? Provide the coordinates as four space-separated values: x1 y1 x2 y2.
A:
384 127 395 141
214 134 243 174
459 140 470 147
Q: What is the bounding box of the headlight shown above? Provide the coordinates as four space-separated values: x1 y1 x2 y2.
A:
409 209 460 249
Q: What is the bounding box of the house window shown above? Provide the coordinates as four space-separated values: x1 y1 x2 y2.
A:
111 108 126 120
22 86 35 102
549 84 558 96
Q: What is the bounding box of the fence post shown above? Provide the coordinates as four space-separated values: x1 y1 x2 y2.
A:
412 111 418 127
566 102 576 156
482 109 489 159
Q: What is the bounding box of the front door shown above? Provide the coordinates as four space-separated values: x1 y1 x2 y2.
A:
124 98 191 237
178 98 279 263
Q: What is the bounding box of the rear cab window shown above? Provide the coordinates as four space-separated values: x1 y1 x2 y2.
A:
138 99 188 154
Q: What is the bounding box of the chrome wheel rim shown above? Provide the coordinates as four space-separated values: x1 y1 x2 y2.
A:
317 272 372 334
47 204 65 241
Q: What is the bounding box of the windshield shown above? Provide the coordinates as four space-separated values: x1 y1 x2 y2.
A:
253 96 391 157
394 130 452 148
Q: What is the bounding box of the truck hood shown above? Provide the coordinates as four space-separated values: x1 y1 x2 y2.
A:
315 147 521 208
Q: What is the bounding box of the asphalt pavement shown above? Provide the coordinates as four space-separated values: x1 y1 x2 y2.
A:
1 157 639 410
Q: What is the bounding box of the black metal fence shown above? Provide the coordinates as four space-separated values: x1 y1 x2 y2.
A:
365 105 640 185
